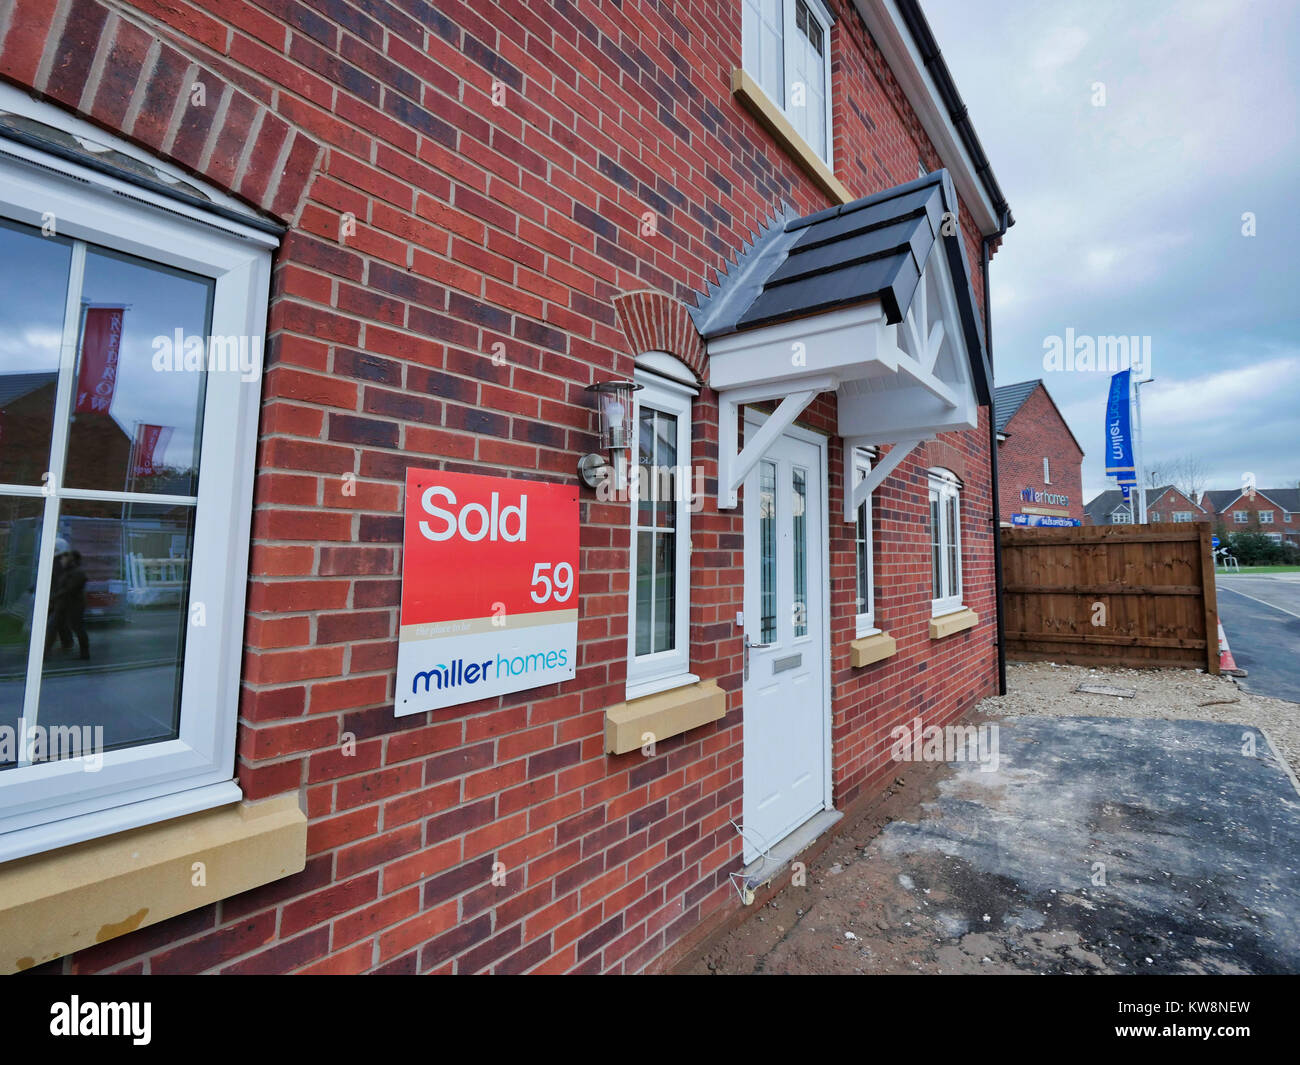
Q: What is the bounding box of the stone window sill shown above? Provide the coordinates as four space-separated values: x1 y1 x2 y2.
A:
850 630 897 667
0 793 306 973
929 607 979 640
605 679 727 755
732 68 851 205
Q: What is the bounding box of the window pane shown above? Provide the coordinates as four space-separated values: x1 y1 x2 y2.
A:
655 411 677 529
855 501 869 614
652 531 675 654
0 498 44 767
0 219 73 488
930 492 941 599
946 495 959 599
636 407 655 527
635 529 653 657
760 460 776 643
64 247 213 496
31 499 196 762
793 466 807 637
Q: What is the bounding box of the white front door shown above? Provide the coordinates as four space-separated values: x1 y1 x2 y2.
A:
741 419 830 864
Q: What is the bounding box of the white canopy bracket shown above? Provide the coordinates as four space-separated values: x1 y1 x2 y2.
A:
717 375 835 509
843 436 927 522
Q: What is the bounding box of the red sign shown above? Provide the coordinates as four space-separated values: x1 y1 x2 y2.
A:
396 468 580 715
130 424 173 477
75 307 124 415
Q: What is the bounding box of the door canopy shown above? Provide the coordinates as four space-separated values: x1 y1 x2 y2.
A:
691 170 991 509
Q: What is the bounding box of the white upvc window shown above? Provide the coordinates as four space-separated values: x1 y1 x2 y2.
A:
853 449 875 637
1111 507 1133 525
1149 512 1160 522
0 105 274 861
742 0 835 162
928 468 963 617
1043 456 1051 484
1173 511 1194 522
1267 532 1283 544
1260 510 1274 524
625 369 696 699
1234 510 1249 523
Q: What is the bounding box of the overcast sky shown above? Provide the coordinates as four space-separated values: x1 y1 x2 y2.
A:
924 0 1300 502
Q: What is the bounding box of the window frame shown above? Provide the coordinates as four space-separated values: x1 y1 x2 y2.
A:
853 448 876 638
1233 510 1249 523
1042 456 1051 484
0 125 275 862
1172 511 1194 522
927 468 964 617
625 369 696 700
742 0 836 165
1259 510 1274 524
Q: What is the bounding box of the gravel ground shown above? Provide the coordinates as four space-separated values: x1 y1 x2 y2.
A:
993 661 1300 781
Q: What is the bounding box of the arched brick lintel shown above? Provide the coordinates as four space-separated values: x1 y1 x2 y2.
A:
919 440 970 484
613 290 707 383
0 0 322 223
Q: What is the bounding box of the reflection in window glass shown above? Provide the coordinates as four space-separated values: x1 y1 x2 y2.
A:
0 499 43 767
65 247 212 497
760 460 776 643
0 219 72 488
793 466 807 638
30 500 195 762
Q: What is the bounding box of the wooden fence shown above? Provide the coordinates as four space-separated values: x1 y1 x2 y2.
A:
1000 522 1219 673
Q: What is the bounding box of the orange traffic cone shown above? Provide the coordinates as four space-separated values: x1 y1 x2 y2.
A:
1218 620 1247 677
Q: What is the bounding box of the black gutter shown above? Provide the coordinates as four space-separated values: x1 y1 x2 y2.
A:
895 0 1014 230
982 208 1010 696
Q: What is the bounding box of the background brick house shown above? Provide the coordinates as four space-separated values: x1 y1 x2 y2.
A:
993 379 1083 525
1083 484 1205 526
0 0 1011 974
1202 488 1300 544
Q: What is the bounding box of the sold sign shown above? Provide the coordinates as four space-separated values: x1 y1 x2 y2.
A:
396 468 579 715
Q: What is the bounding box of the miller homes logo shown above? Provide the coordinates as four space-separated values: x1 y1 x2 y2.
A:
1021 487 1070 506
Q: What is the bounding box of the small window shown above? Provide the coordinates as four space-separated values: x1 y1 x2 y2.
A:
1260 511 1274 524
742 0 834 162
1173 511 1194 522
626 369 695 697
1111 507 1132 525
1043 457 1051 484
1267 532 1283 544
1149 512 1160 522
928 468 963 616
1234 510 1249 523
853 449 875 637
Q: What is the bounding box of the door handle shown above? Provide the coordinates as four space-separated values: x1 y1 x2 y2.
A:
743 635 774 680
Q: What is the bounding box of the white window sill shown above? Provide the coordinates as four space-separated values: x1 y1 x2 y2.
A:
625 672 701 703
0 780 243 866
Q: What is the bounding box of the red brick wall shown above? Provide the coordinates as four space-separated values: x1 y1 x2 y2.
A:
996 385 1084 523
2 0 1000 974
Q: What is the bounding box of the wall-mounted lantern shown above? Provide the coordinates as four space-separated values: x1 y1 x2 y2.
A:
578 378 641 488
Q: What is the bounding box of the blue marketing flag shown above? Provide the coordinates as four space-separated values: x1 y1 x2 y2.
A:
1104 369 1135 489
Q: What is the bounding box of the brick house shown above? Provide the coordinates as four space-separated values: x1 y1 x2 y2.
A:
0 0 1012 974
992 378 1083 526
1202 488 1300 545
1083 484 1205 527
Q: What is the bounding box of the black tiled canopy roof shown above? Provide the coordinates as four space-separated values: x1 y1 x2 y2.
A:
690 169 991 405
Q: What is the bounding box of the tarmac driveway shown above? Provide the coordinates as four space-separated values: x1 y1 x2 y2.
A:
685 714 1300 974
1217 574 1300 703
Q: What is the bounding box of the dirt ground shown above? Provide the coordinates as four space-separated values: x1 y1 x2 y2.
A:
681 663 1300 975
